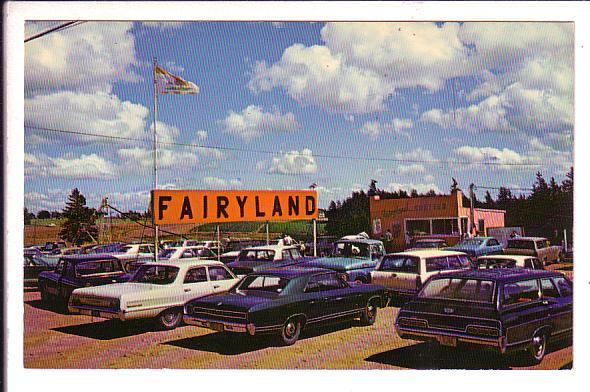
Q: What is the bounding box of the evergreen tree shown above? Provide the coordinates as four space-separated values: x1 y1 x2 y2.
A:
24 207 33 225
484 190 495 207
37 210 51 219
59 188 98 246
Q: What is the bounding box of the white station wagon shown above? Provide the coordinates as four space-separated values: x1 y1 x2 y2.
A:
370 250 471 298
68 259 239 330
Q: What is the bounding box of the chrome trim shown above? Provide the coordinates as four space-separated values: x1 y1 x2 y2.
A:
396 324 502 348
191 310 247 320
69 304 119 315
183 315 247 333
307 308 364 323
193 306 246 315
403 310 502 325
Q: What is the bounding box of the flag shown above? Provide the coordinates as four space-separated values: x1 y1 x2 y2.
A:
155 65 200 94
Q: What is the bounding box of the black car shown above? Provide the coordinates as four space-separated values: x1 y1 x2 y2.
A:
184 267 389 345
395 269 572 364
38 254 131 308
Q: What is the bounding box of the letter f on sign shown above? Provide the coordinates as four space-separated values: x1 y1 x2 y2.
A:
158 196 173 221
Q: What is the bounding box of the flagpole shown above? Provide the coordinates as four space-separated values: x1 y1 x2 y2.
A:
153 57 159 262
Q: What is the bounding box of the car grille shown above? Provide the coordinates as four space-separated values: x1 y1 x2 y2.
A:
74 296 119 310
188 306 247 323
397 317 428 329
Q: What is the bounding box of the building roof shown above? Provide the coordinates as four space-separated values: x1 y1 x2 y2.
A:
388 249 467 258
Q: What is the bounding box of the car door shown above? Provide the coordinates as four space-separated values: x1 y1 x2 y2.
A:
549 276 573 334
43 258 65 296
58 260 78 302
207 265 239 292
372 255 420 294
500 279 548 346
182 266 210 302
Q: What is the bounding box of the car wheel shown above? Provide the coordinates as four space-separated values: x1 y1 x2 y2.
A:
360 299 378 326
526 331 548 364
279 317 302 346
156 308 183 330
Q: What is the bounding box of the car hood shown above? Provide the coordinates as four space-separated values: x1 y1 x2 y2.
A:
227 258 305 272
447 244 481 252
187 291 275 313
304 257 375 271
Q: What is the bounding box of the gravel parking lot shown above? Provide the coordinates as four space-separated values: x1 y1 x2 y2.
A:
24 264 573 370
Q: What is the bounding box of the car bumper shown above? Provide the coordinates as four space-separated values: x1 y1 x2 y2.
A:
183 315 250 334
395 324 506 353
69 305 124 320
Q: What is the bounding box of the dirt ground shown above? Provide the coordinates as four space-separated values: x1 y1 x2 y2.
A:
23 265 573 370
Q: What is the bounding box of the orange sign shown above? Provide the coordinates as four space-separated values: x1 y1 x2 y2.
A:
152 190 318 225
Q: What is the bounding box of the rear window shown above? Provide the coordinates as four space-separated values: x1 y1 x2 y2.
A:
75 259 123 276
507 240 535 250
419 278 495 303
378 256 419 273
502 279 540 306
238 250 276 262
237 275 290 294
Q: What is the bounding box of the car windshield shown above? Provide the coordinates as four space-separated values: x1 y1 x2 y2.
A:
131 265 179 285
75 259 124 277
158 249 177 259
235 275 291 295
332 241 370 258
237 249 276 262
507 240 535 250
419 277 495 303
457 239 484 246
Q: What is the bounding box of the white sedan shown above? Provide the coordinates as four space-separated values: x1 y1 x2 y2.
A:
158 246 217 262
68 259 239 330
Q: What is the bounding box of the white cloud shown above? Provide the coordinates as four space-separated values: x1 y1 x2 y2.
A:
396 164 426 175
454 146 524 165
51 154 117 179
269 149 318 175
25 191 66 212
219 105 299 142
202 177 243 189
394 148 435 162
151 121 180 143
25 91 149 142
387 182 441 194
358 118 413 139
117 144 225 171
196 130 208 140
25 22 139 95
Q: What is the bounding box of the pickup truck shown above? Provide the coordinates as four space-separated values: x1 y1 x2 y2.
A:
505 237 562 266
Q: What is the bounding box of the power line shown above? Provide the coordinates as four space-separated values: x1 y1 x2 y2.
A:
25 21 86 43
105 202 188 240
24 124 552 168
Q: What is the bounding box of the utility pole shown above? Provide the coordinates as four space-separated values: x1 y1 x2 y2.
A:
469 183 476 236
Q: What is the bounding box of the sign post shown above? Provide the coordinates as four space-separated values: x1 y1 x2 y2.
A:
313 219 317 257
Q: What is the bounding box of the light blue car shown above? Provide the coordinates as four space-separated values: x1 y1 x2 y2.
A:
446 236 503 259
303 235 385 283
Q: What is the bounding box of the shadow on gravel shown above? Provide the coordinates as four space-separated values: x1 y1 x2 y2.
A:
51 319 160 340
25 299 69 315
365 337 572 370
165 319 358 355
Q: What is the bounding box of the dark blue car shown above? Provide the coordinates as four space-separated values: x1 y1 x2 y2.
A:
38 254 131 309
184 267 389 345
395 269 572 364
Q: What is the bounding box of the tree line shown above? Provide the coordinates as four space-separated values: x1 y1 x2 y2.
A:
325 168 573 246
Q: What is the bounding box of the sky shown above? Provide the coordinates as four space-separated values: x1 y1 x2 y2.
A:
23 21 574 213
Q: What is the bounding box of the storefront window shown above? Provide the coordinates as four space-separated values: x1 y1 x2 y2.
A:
432 219 459 235
406 220 430 235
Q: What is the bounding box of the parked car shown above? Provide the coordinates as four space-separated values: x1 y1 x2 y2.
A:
226 244 310 276
24 254 58 288
116 243 156 256
445 237 503 259
38 254 131 308
68 259 239 330
408 238 449 250
183 267 389 345
505 237 562 266
395 269 572 364
476 255 544 270
302 235 385 283
219 239 267 263
158 246 218 262
85 242 127 254
370 250 471 298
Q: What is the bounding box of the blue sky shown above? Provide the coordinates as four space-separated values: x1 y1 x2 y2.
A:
24 21 574 213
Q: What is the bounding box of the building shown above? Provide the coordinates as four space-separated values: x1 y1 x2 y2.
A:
369 189 505 251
